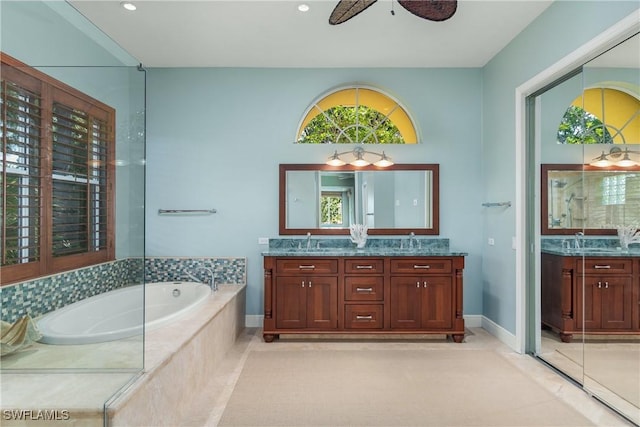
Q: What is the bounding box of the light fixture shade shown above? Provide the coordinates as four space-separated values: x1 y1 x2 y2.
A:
590 151 613 167
350 159 370 167
373 152 394 167
616 151 638 167
326 151 346 166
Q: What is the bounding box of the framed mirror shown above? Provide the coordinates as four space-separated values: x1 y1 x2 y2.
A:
541 163 640 235
279 164 439 235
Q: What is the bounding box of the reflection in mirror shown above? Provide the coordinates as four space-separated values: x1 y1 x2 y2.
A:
581 32 640 424
542 164 640 235
280 164 439 235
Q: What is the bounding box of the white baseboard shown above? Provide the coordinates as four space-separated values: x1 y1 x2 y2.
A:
245 315 263 328
481 315 518 351
463 314 482 328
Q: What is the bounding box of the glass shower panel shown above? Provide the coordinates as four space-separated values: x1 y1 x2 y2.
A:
0 63 146 372
535 70 586 385
581 33 640 425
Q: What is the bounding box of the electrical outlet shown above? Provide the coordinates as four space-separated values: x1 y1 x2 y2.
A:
488 238 495 246
258 237 269 245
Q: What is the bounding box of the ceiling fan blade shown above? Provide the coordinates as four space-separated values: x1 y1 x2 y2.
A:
397 0 457 22
329 0 378 25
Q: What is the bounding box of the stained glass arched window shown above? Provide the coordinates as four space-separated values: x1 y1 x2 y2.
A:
297 86 418 144
557 87 640 144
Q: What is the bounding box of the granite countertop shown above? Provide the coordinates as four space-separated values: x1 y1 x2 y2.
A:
541 247 640 257
541 238 640 257
261 248 468 257
261 237 467 257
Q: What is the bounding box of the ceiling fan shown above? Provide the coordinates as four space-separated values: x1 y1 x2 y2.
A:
329 0 457 25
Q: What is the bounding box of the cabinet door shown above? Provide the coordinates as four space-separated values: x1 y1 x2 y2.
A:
390 276 422 329
599 277 633 330
306 276 338 329
576 276 601 330
275 276 307 329
421 276 452 329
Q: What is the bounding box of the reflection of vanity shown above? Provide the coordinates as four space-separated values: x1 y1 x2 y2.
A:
262 240 466 342
541 244 640 342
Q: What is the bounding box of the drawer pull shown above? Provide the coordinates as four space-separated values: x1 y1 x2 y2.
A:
593 265 611 269
413 265 431 269
356 315 373 320
355 265 374 269
298 265 316 270
356 287 374 292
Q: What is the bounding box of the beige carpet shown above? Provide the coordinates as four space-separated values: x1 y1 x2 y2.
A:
218 349 595 427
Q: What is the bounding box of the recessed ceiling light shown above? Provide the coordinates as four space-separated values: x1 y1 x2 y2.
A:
298 4 310 12
121 2 137 11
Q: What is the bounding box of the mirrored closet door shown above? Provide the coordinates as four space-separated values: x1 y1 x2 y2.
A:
532 33 640 425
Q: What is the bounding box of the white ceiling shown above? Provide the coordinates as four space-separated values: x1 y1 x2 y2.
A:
68 0 554 68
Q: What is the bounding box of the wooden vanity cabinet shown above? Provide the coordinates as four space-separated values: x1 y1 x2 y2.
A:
541 253 639 342
263 255 465 342
272 259 338 331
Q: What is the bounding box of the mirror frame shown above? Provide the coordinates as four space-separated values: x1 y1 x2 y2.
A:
541 163 640 235
279 164 440 235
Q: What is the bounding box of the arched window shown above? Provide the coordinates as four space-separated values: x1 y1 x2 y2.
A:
557 87 640 144
297 86 418 144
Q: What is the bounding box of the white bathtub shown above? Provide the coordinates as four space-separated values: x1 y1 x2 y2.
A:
37 281 211 345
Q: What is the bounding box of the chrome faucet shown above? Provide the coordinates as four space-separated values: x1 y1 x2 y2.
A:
184 266 216 292
574 231 584 250
409 232 416 249
306 232 312 250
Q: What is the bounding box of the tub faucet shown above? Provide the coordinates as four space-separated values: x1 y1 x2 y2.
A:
184 267 216 293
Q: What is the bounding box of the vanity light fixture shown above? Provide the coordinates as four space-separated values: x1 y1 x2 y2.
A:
589 146 640 167
326 146 394 168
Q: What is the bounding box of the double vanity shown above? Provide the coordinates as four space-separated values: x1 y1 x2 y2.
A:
541 240 640 343
262 238 466 343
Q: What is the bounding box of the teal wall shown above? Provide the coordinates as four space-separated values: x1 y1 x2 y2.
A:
145 68 484 316
481 1 639 334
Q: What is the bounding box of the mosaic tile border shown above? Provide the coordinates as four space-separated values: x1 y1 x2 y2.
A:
144 257 246 286
1 257 246 324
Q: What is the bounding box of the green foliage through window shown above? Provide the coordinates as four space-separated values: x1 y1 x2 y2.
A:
299 106 404 144
557 105 613 144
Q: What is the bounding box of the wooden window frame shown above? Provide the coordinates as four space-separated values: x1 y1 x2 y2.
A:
1 53 115 285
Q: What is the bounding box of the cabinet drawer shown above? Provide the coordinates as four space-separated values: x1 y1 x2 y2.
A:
344 304 384 329
276 259 338 274
390 258 452 274
345 276 384 301
577 258 633 274
344 259 384 274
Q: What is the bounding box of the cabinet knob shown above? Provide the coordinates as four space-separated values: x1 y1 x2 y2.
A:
416 281 420 288
302 281 305 287
423 281 428 288
604 281 609 289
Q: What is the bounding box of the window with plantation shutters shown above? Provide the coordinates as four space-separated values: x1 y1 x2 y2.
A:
1 53 115 285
